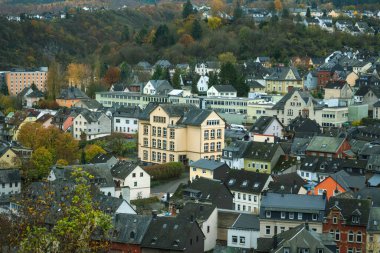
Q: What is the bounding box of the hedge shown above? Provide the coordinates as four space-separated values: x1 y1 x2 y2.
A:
144 162 184 181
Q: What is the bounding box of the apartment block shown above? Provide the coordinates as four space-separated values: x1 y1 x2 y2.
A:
5 67 48 95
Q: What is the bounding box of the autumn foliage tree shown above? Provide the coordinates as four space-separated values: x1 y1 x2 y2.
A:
103 66 121 88
66 63 92 90
84 144 106 163
29 147 53 180
274 0 283 12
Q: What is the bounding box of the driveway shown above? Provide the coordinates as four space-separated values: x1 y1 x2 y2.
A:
151 173 189 194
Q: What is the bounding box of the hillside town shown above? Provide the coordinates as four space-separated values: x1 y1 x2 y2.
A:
1 44 380 252
2 0 380 250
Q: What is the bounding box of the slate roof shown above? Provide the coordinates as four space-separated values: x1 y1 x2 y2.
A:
242 142 282 162
327 196 371 226
113 106 141 118
224 170 271 194
0 169 21 184
329 170 366 191
286 116 321 137
111 161 142 179
35 113 53 124
190 159 228 171
58 87 89 100
249 116 280 134
325 82 347 89
267 172 306 194
19 86 45 98
159 104 197 118
290 137 312 155
78 108 107 123
266 67 301 81
248 81 265 89
223 140 251 158
153 60 172 68
147 80 173 95
94 194 134 214
367 207 380 232
230 213 260 230
218 210 240 231
261 193 326 213
359 142 380 157
179 109 216 126
353 188 380 207
110 214 152 244
74 99 102 110
177 202 216 224
184 177 233 203
90 153 115 164
211 85 237 93
272 90 316 110
136 61 152 70
141 216 203 251
138 103 159 120
306 136 346 153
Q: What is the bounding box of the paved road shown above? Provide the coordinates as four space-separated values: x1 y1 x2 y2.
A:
151 173 189 194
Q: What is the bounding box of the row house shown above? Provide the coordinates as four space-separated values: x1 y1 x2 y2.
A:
323 196 371 253
260 193 327 237
112 106 141 134
72 109 111 140
138 103 225 165
219 169 272 214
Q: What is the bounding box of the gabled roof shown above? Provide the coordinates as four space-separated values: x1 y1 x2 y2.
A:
178 109 215 126
290 137 312 155
141 216 203 251
210 85 237 93
223 169 271 194
190 159 228 171
77 108 107 123
159 104 197 118
177 202 216 224
231 213 260 231
368 207 380 232
325 81 348 89
268 172 306 194
353 188 380 207
242 142 282 162
113 106 141 118
90 153 116 164
327 196 371 226
286 116 321 137
266 67 301 81
249 116 281 134
138 103 159 120
306 136 346 153
0 169 21 184
272 90 316 110
184 177 233 203
111 161 142 179
74 99 102 110
110 214 152 244
248 80 265 89
328 170 366 191
58 87 88 100
223 140 251 158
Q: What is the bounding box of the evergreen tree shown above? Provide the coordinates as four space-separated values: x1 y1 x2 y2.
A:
191 19 203 40
233 1 243 21
153 24 173 48
306 7 311 18
172 69 181 89
182 0 194 19
152 66 163 80
161 68 172 84
191 74 199 94
219 62 238 86
208 72 219 87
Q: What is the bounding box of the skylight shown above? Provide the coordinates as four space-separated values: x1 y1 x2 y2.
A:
242 180 248 187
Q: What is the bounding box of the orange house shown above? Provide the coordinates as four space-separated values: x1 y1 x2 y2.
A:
310 176 346 200
56 87 89 108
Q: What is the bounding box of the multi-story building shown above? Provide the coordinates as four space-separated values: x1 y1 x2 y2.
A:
194 61 220 76
138 104 225 165
260 193 326 237
265 67 303 94
56 87 89 108
189 158 230 182
112 106 141 134
4 67 48 95
72 109 111 140
323 196 371 253
220 170 272 214
0 169 21 195
305 136 351 158
367 207 380 253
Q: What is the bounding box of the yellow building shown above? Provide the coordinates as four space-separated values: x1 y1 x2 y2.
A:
266 67 303 94
13 111 38 141
189 158 230 182
0 147 22 168
138 104 225 165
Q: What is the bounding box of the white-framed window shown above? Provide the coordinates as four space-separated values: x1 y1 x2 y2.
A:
348 231 354 242
298 213 303 220
232 236 237 244
239 236 245 245
266 211 271 218
289 212 294 219
281 212 286 219
312 214 318 221
335 230 340 241
356 231 362 242
265 226 270 235
333 216 338 224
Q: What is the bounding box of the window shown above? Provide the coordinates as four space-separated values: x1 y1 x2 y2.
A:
210 129 215 139
132 173 136 178
352 216 360 224
143 125 148 135
116 119 120 123
163 140 167 150
217 129 222 138
265 226 271 235
152 139 156 148
170 129 175 139
163 128 167 137
239 236 245 244
356 249 361 253
157 127 161 136
153 116 166 123
312 214 318 221
170 142 175 151
289 212 294 219
143 150 148 160
280 227 285 233
333 216 338 224
266 211 271 218
202 169 206 174
284 248 290 253
281 212 286 219
248 195 251 201
299 249 309 253
204 143 209 152
193 168 196 171
157 152 161 162
169 154 175 162
162 153 167 162
210 143 215 151
238 193 241 199
133 182 137 187
347 249 353 253
152 152 156 161
356 231 362 242
152 126 156 136
157 139 162 149
143 138 148 147
204 130 209 140
254 196 257 202
140 172 143 177
207 226 210 233
232 236 237 244
348 231 354 242
335 230 340 241
217 142 221 151
298 213 303 220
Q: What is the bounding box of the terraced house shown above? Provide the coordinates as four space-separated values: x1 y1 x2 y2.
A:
138 103 225 165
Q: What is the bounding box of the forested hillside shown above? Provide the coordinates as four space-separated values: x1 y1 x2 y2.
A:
1 6 380 70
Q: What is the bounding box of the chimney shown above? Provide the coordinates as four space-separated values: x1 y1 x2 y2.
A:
322 190 327 200
152 210 158 219
273 226 278 249
166 192 171 203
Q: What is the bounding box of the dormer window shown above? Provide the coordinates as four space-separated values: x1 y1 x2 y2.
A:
298 248 309 253
241 180 248 187
284 248 290 253
266 211 271 218
130 231 135 239
352 216 360 224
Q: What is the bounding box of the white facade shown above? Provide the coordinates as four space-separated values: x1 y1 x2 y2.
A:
116 166 151 200
228 228 260 249
232 178 272 214
200 207 218 251
143 81 157 95
0 181 21 196
207 86 237 98
194 63 220 76
113 117 138 134
221 151 244 170
72 112 111 140
197 76 209 93
252 118 283 138
115 199 137 214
